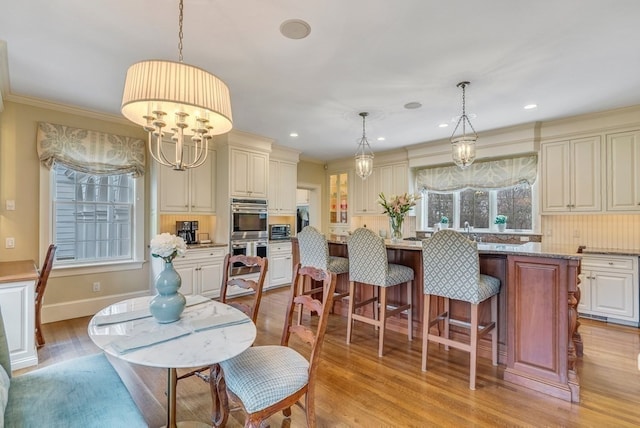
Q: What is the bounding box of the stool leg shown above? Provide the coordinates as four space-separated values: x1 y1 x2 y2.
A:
407 281 412 341
373 285 379 330
346 280 356 344
422 294 431 371
378 286 387 357
444 297 450 351
470 302 479 390
491 294 498 366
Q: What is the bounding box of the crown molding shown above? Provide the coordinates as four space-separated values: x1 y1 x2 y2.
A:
5 93 131 125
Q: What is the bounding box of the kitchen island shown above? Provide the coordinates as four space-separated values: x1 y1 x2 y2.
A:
291 237 582 403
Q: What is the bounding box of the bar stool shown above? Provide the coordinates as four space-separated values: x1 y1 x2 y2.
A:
421 229 500 390
297 226 349 320
347 227 413 357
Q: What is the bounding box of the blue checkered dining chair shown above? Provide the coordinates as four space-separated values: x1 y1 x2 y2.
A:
346 227 413 357
296 226 349 321
421 229 500 390
211 265 337 428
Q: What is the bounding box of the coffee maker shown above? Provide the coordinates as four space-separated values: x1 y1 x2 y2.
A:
176 221 199 244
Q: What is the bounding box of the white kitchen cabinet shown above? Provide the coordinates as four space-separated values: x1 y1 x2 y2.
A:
158 142 216 214
329 172 349 228
353 168 378 214
578 254 639 326
541 137 602 213
606 130 640 212
269 160 297 215
230 148 268 198
353 162 408 215
268 241 293 288
0 278 37 369
170 247 226 299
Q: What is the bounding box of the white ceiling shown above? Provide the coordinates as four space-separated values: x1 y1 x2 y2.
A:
2 0 640 162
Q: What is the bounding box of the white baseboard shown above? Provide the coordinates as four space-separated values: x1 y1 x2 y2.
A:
42 291 150 323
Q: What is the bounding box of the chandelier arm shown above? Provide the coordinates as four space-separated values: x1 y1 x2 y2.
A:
148 131 173 168
186 139 209 169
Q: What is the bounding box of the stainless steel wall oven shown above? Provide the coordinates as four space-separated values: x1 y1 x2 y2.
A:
230 198 268 241
230 198 268 276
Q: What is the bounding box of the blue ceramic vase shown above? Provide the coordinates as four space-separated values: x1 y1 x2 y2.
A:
149 261 186 323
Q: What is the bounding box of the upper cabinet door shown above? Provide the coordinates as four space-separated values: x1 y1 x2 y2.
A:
190 147 216 213
158 141 190 213
607 131 640 212
230 149 268 198
159 142 216 214
541 137 601 213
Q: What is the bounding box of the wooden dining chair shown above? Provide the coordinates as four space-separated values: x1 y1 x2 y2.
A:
35 243 56 348
177 254 268 383
211 264 337 428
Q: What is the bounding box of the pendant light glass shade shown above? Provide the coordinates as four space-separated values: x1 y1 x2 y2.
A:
121 0 232 171
450 81 477 169
355 112 374 179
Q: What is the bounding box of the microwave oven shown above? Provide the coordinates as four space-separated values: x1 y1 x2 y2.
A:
269 224 291 240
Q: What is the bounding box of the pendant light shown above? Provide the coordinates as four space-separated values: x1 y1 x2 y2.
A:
355 112 374 179
121 0 233 171
450 81 477 169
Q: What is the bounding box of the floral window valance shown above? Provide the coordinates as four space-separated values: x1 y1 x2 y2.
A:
415 154 538 192
37 122 146 177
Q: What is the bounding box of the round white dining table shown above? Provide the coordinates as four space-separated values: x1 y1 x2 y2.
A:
88 295 256 428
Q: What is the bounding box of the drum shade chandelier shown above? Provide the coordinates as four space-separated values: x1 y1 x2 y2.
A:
121 0 232 171
450 81 477 169
355 112 374 179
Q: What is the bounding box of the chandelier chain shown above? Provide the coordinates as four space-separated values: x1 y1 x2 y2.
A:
178 0 184 62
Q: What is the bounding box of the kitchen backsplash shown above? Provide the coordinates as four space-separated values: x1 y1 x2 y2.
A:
352 214 640 251
159 214 216 242
542 214 640 251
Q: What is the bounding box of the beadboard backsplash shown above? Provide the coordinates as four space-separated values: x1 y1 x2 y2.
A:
542 214 640 250
351 214 640 251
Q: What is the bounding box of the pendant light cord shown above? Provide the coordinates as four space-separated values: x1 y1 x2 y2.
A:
178 0 184 63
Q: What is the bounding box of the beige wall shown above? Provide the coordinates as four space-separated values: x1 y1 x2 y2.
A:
0 100 150 321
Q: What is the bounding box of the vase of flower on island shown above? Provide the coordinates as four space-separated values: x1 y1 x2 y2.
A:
378 192 421 244
149 233 187 323
389 215 404 243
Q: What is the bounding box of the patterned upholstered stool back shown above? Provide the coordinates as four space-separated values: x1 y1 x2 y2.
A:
422 229 482 303
298 226 330 271
347 227 388 286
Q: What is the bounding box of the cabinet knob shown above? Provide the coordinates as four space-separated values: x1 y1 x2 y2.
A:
608 262 614 265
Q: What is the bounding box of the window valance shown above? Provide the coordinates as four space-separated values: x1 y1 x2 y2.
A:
415 154 537 192
37 122 146 177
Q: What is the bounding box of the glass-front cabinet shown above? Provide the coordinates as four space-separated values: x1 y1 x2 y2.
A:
329 172 349 226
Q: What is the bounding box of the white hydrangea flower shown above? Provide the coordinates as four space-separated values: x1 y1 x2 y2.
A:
150 233 187 262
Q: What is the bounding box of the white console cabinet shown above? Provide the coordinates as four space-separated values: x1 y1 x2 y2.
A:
268 241 293 288
0 261 39 369
161 247 226 299
578 254 639 326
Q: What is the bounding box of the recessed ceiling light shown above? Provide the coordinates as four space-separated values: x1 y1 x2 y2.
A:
438 123 449 128
404 101 422 109
377 137 385 141
280 19 311 40
524 104 538 110
289 132 299 137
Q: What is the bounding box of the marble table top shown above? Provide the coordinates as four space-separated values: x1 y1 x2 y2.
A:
88 296 256 369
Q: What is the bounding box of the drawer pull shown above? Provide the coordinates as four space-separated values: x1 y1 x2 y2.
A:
608 262 614 265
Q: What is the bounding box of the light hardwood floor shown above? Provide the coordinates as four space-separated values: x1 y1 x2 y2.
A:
19 287 640 427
